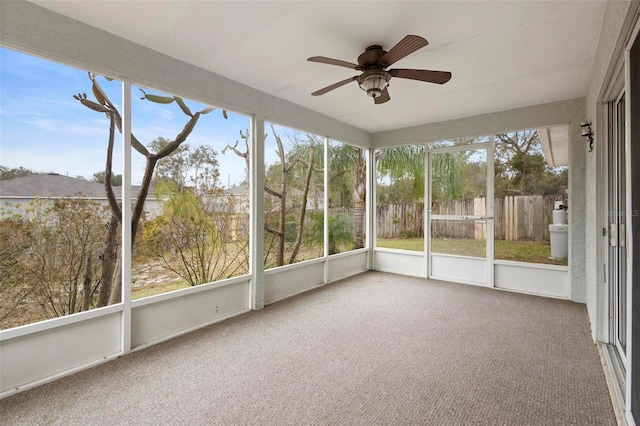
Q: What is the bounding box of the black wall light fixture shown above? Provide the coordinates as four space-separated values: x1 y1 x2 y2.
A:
581 121 594 152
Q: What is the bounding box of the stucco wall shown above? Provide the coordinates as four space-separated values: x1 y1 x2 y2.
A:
569 102 587 304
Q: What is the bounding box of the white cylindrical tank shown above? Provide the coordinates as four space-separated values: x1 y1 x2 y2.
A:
552 209 567 225
549 224 568 258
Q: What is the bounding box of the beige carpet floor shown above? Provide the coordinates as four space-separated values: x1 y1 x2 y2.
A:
1 271 616 425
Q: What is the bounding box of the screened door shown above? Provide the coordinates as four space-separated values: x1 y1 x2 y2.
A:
428 141 494 285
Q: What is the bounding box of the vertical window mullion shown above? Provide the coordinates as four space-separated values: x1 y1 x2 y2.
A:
251 114 265 310
487 135 495 286
121 80 132 353
324 138 329 282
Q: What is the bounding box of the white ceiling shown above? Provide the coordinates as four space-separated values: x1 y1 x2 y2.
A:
31 1 605 133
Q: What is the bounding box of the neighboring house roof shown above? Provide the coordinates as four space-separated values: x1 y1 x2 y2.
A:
0 174 156 199
224 185 249 196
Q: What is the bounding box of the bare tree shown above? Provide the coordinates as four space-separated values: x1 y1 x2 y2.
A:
287 140 317 264
224 126 321 265
25 198 104 319
0 212 39 328
73 74 222 305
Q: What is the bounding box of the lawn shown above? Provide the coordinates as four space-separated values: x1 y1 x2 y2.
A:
131 240 326 299
376 237 568 266
130 237 567 301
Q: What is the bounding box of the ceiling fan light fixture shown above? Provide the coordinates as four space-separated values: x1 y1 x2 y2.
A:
358 71 390 98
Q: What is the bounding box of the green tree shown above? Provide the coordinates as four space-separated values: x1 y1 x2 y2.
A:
148 138 219 193
494 130 565 196
376 142 490 204
375 143 479 242
140 180 247 286
329 143 367 249
92 171 122 186
376 178 416 205
332 143 450 249
308 212 355 255
376 144 425 202
0 165 37 181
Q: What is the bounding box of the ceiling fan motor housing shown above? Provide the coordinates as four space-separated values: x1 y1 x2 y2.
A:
357 45 388 68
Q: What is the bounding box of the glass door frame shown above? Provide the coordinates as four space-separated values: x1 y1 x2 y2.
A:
426 139 495 286
606 90 628 366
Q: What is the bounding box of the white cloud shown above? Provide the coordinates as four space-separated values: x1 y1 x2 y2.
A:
26 118 106 135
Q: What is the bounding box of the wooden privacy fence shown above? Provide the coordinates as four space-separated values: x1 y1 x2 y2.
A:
376 195 566 242
494 195 566 241
223 194 567 243
375 203 424 239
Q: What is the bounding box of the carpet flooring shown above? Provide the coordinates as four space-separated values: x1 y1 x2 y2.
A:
1 271 617 425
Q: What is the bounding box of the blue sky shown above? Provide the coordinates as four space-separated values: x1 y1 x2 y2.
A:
0 47 254 187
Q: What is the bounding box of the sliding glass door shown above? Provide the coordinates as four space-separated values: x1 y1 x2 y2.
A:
608 92 628 364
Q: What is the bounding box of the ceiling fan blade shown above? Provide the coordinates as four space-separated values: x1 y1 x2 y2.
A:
307 56 359 70
379 35 428 66
311 76 358 96
389 68 452 84
374 88 390 104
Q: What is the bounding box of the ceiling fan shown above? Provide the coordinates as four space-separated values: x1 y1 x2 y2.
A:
308 35 451 104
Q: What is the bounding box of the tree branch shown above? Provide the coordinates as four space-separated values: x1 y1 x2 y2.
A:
104 112 122 221
88 74 150 157
284 150 304 173
131 157 158 242
153 113 201 160
264 224 282 236
288 144 315 264
264 184 282 198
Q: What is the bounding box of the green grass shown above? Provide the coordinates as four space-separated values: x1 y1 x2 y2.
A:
495 240 567 265
376 238 425 252
376 237 568 266
129 237 567 300
131 280 191 299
